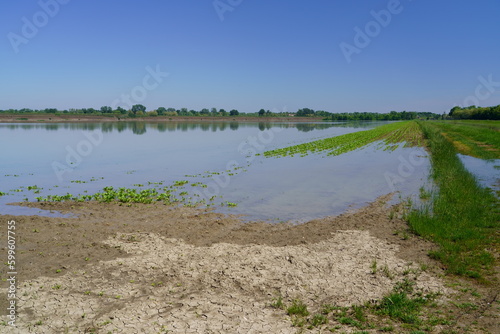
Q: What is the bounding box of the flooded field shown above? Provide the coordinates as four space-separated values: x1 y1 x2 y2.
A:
0 121 433 221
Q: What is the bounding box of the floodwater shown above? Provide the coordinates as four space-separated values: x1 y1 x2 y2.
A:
458 154 500 195
0 121 436 221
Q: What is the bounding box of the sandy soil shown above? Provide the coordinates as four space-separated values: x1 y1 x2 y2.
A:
0 114 324 123
0 195 497 333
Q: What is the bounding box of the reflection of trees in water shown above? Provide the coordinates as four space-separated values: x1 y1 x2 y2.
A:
0 120 384 135
101 123 114 133
258 122 272 131
116 122 127 133
327 121 386 129
131 122 147 135
229 122 239 131
295 123 337 132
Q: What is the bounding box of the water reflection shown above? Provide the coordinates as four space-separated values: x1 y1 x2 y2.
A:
458 154 500 195
0 120 380 135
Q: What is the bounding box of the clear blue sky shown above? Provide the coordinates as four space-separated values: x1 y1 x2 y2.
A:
1 0 499 114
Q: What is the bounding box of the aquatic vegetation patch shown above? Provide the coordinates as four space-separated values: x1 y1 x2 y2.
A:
33 179 236 208
173 180 189 187
263 121 423 158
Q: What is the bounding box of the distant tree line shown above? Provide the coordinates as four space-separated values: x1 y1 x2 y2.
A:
0 105 445 120
0 105 243 118
329 111 443 121
448 105 500 120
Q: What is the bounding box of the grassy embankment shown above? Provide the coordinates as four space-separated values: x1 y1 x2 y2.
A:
428 120 500 160
264 120 498 279
407 121 499 279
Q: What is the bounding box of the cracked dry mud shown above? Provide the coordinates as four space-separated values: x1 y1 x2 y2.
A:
0 195 460 333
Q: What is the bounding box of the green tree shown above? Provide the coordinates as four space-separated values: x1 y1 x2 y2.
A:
258 109 266 116
229 109 239 116
100 106 112 113
116 106 127 114
82 108 96 114
131 104 146 114
157 107 167 115
296 108 315 117
449 106 461 117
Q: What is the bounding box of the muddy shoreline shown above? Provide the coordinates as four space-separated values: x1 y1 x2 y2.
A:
0 114 326 123
1 195 497 333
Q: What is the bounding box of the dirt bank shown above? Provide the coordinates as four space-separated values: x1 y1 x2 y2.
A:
0 195 497 333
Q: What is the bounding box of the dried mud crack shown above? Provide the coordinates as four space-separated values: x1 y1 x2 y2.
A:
0 195 495 333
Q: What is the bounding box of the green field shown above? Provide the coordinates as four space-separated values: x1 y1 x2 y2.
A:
427 120 500 160
263 121 423 158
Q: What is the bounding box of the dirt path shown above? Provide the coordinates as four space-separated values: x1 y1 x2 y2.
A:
0 195 497 333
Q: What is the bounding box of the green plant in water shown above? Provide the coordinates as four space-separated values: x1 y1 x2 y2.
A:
173 180 189 186
264 121 423 158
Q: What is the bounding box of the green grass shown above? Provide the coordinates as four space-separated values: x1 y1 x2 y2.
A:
407 121 498 278
309 314 328 328
428 121 500 159
270 295 285 309
272 280 451 332
287 299 310 317
377 292 424 324
375 279 438 328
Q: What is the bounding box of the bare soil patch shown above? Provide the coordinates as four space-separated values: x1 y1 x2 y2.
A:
0 195 497 333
